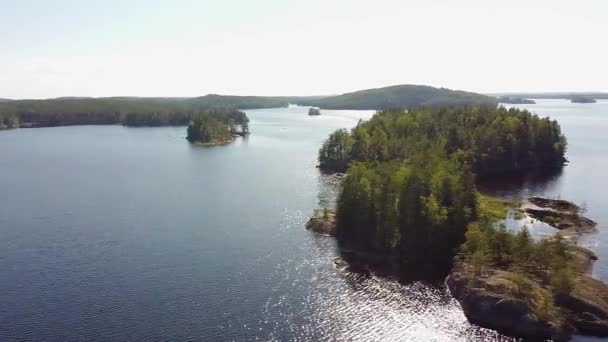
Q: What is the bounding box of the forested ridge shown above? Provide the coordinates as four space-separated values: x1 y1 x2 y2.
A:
0 96 290 128
321 106 567 273
298 85 497 109
0 85 495 129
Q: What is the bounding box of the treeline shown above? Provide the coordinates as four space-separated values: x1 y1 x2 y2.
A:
186 109 249 144
337 158 477 272
319 106 567 175
463 222 574 296
0 95 288 128
323 106 567 274
0 112 20 129
0 85 499 128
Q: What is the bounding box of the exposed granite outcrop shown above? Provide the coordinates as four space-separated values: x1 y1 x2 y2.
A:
447 197 608 340
525 208 597 234
305 209 336 236
446 268 568 340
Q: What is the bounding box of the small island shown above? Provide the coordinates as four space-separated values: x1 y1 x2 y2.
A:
497 96 536 104
186 109 250 145
308 107 321 116
571 96 597 103
307 106 608 340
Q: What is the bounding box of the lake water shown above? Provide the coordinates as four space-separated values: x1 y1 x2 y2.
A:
0 102 606 341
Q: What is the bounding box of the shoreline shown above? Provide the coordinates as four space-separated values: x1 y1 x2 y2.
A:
306 197 608 340
189 132 249 147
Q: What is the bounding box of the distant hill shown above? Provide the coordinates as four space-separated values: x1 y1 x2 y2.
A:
489 92 608 100
295 85 496 109
0 98 13 102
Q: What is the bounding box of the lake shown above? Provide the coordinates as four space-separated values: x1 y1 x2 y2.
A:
1 101 607 341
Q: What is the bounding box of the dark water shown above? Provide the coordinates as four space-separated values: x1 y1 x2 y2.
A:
0 103 605 341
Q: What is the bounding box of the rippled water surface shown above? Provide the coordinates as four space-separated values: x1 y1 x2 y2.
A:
0 102 606 341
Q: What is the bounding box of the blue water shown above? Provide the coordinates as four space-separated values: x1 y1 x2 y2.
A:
0 102 606 341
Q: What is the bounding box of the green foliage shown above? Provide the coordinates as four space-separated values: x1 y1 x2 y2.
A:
321 106 567 274
186 109 249 144
477 196 513 222
462 219 575 295
318 129 354 172
319 106 567 174
335 158 476 269
0 95 282 128
551 267 575 296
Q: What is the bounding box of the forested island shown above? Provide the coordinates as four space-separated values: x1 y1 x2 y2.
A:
497 96 536 104
186 109 249 145
570 96 597 104
308 107 321 116
309 106 608 339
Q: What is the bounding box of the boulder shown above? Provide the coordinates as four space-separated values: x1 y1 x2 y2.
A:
305 209 336 236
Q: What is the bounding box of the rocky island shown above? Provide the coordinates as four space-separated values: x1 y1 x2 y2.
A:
307 106 608 340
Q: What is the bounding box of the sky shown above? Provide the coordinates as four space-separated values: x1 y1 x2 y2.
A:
0 0 606 99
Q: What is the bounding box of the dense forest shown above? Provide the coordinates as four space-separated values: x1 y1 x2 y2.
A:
322 106 567 273
298 85 497 109
0 85 496 128
186 109 249 144
319 106 567 175
0 96 290 128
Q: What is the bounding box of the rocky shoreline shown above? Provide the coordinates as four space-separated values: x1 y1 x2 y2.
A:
447 197 608 340
191 131 249 147
306 197 608 340
305 209 336 236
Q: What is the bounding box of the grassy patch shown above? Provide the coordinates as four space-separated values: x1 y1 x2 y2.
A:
478 195 519 221
488 271 563 324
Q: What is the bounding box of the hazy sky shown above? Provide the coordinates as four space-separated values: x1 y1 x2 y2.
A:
1 0 606 99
